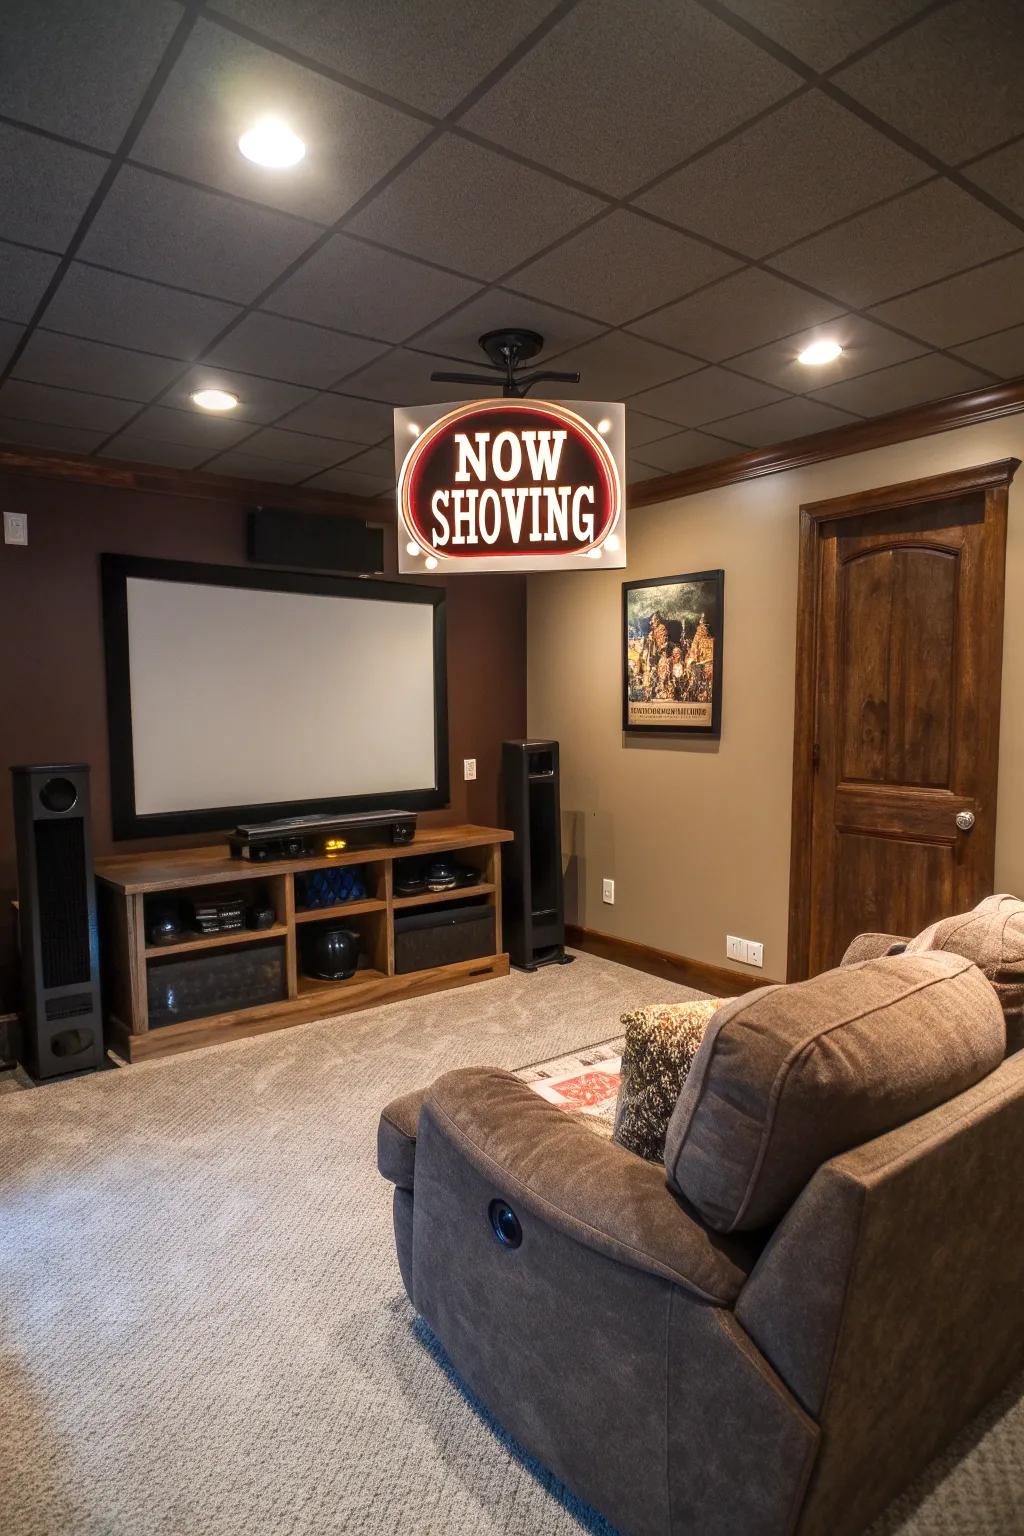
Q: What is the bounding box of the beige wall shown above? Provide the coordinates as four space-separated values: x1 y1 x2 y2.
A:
527 417 1024 981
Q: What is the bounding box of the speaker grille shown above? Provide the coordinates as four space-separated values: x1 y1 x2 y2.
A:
33 818 90 988
45 992 93 1021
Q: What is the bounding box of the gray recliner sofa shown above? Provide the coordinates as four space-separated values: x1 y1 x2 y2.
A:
377 932 1024 1536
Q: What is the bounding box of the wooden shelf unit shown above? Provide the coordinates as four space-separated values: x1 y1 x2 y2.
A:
96 824 512 1062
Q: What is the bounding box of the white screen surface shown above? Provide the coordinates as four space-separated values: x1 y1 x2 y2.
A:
125 576 439 815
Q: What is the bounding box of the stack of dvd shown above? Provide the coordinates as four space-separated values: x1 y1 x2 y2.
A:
188 893 246 935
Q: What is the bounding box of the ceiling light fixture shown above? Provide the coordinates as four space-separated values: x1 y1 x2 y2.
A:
190 388 238 412
797 339 843 366
238 118 306 169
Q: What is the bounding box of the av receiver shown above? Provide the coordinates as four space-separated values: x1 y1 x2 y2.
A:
229 809 417 862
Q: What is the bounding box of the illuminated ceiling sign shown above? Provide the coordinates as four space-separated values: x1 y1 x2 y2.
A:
394 398 626 574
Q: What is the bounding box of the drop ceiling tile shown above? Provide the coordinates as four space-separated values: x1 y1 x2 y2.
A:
965 139 1024 220
770 181 1022 308
728 315 926 393
120 404 256 449
535 332 701 400
0 0 182 151
131 20 429 226
719 0 932 70
835 0 1024 163
0 379 138 432
200 450 314 484
42 264 241 357
203 313 387 389
630 366 786 427
808 353 991 416
302 465 394 497
627 458 668 483
346 134 604 281
274 391 395 443
78 166 318 303
411 288 604 364
0 243 61 323
637 93 928 258
214 0 556 117
233 427 363 469
459 0 798 197
631 429 745 473
0 123 109 252
332 444 396 478
508 210 740 325
710 395 861 447
168 366 314 424
627 268 842 362
866 250 1024 347
953 324 1024 378
332 350 476 407
0 322 24 371
267 234 481 342
14 331 181 400
0 414 107 455
627 410 683 449
100 432 215 468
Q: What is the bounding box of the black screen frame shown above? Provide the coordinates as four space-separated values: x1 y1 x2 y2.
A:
102 553 450 841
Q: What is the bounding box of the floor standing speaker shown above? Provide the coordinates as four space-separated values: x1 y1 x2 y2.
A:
501 740 574 972
11 764 104 1078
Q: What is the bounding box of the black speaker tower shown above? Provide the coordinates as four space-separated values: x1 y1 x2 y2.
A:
501 740 574 971
11 764 104 1078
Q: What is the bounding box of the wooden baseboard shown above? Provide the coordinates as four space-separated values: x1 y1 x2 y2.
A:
566 925 779 995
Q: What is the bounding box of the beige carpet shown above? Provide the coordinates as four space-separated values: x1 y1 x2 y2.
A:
1 951 1022 1536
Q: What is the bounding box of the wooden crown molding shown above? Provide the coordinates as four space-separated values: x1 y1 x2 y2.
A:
0 443 381 518
627 375 1024 509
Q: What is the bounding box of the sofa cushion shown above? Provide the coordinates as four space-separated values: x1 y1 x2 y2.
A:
663 952 1005 1233
613 998 724 1161
903 894 1024 1053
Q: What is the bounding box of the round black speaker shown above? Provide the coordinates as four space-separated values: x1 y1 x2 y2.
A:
39 776 78 813
302 926 360 981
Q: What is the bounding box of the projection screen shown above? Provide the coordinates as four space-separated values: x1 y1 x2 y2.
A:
102 556 448 838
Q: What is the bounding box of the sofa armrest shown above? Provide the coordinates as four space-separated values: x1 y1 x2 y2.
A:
378 1085 428 1191
421 1067 756 1304
840 931 909 966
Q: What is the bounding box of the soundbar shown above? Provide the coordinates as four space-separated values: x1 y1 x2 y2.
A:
229 809 417 862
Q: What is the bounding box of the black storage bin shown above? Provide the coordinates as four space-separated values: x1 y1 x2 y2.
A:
147 941 286 1026
393 900 496 975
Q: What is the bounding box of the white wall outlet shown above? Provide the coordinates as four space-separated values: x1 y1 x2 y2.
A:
463 758 477 781
3 510 27 546
728 935 764 967
602 878 615 904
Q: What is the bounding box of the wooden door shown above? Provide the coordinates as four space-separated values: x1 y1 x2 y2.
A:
788 459 1018 979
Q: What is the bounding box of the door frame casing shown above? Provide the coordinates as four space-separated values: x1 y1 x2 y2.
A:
787 457 1019 981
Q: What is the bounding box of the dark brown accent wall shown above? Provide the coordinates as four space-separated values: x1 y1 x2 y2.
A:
0 469 526 1008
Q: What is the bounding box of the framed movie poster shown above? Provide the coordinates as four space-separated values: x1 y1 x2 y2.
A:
622 570 724 736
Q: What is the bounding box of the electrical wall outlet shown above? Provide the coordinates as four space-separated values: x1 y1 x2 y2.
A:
463 758 477 780
3 511 27 546
602 878 615 904
727 935 764 967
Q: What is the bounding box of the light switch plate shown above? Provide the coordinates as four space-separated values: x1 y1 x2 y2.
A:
726 935 745 962
747 941 763 968
463 758 477 780
3 510 27 545
602 878 615 904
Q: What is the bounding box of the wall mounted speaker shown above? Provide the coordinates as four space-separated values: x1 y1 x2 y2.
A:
248 507 384 574
11 764 104 1078
501 740 573 971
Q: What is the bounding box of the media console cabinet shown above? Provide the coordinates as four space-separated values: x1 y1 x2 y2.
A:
96 824 513 1062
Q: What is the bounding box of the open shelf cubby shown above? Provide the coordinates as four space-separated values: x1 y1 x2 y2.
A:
96 824 512 1062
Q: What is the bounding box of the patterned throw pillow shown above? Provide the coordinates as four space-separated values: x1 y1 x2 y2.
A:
613 999 724 1162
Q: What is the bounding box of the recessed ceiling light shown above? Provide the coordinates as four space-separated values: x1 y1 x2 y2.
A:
797 339 843 366
191 388 238 412
238 118 306 169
